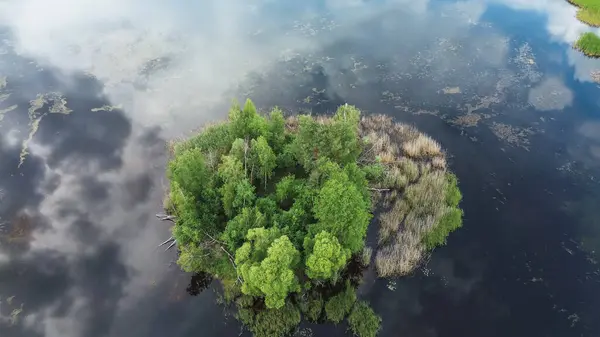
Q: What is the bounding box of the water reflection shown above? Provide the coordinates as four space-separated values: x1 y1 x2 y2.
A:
0 0 599 337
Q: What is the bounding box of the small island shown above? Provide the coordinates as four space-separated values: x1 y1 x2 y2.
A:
163 100 463 337
568 0 600 57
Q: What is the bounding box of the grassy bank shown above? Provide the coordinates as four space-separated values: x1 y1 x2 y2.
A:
569 0 600 26
575 32 600 57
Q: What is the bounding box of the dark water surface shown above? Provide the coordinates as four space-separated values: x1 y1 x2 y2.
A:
1 0 600 337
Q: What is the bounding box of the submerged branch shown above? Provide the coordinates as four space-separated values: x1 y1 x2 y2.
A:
156 213 177 222
202 229 242 283
158 236 174 247
165 240 177 251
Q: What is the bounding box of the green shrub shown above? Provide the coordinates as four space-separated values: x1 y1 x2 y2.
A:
445 173 462 207
251 301 301 337
363 163 385 182
299 293 324 321
422 207 463 250
325 284 357 323
348 301 382 337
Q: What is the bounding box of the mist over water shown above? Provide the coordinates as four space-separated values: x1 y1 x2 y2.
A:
0 1 600 337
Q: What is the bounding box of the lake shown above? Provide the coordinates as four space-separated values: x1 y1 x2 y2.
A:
1 0 600 337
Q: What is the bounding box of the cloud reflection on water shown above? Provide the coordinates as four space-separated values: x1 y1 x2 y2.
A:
0 0 599 337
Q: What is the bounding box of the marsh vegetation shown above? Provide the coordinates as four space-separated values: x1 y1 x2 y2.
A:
164 99 462 336
567 0 600 57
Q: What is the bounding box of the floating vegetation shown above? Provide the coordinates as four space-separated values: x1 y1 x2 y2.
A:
0 105 16 123
91 104 123 112
0 295 24 326
19 117 41 167
441 86 461 94
490 122 534 150
465 95 501 114
386 280 397 292
592 70 600 83
380 90 403 103
450 113 482 127
527 77 574 111
511 43 542 82
19 92 72 167
567 313 580 327
9 304 23 326
0 76 9 104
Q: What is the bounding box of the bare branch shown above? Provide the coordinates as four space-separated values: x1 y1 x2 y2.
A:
369 188 391 192
156 213 177 222
165 240 177 251
158 236 174 247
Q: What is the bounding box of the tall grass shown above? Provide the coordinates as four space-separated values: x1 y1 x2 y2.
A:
570 0 600 26
575 32 600 57
360 115 462 278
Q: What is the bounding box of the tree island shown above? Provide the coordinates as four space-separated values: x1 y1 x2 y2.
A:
163 99 463 337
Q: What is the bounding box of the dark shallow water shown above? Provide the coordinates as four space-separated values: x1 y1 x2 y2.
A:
1 0 600 337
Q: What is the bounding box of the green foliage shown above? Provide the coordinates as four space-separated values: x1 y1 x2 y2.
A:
422 207 463 250
311 166 371 253
275 175 298 204
293 105 362 170
167 100 463 337
174 122 233 158
363 163 385 182
168 148 214 197
325 283 357 323
240 300 301 337
168 149 220 245
305 231 350 280
299 293 324 321
575 32 600 57
222 207 266 252
250 136 277 187
348 301 382 337
268 107 287 152
218 155 254 217
445 173 462 207
230 99 268 140
422 173 463 250
569 0 600 27
238 235 301 309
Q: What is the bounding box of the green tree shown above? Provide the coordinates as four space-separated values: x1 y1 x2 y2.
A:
250 136 277 187
218 155 254 217
298 292 323 321
348 301 382 337
174 122 232 159
229 99 268 140
222 207 266 251
238 235 301 309
168 149 221 245
268 107 286 153
305 231 350 280
229 138 248 166
310 170 371 253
